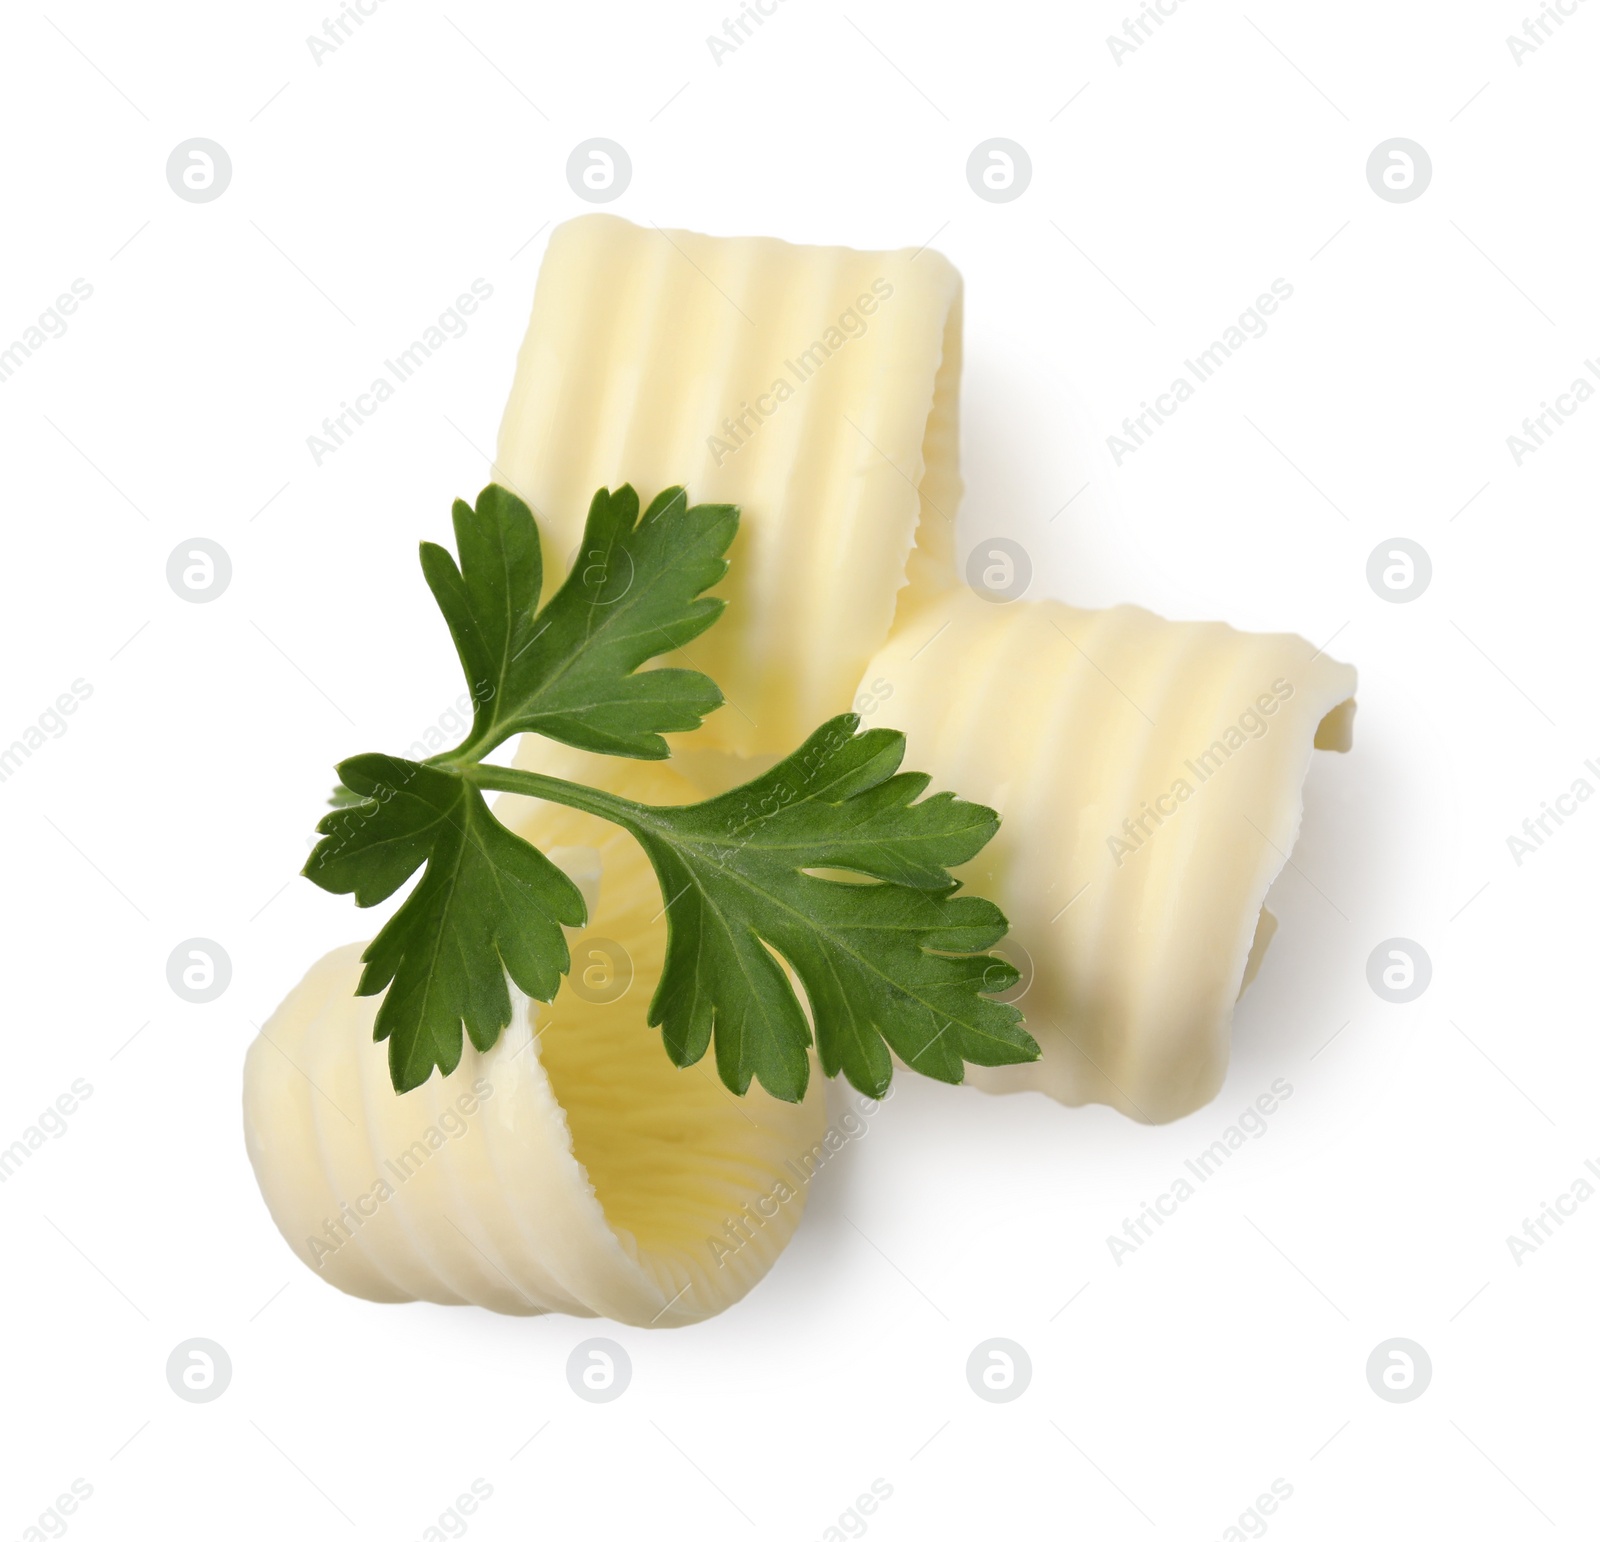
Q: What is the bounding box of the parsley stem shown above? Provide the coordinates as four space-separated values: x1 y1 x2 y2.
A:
461 763 645 828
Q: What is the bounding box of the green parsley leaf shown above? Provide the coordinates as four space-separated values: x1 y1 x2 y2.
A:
304 483 1038 1099
601 715 1037 1101
304 753 584 1092
423 483 736 763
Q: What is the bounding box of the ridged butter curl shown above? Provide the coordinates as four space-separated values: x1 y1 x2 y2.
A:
243 759 828 1325
855 590 1356 1123
494 212 964 758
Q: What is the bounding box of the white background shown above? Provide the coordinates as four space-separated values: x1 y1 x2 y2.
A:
2 1 1597 1537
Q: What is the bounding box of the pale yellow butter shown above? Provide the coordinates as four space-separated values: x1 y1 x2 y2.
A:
494 213 964 757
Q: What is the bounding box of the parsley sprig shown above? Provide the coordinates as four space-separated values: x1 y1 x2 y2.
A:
305 484 1038 1099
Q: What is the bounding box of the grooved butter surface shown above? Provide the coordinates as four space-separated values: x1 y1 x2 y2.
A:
495 213 963 757
856 590 1356 1122
242 754 827 1325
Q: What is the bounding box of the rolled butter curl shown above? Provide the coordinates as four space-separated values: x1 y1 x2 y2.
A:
243 755 827 1325
855 589 1355 1123
495 213 962 757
